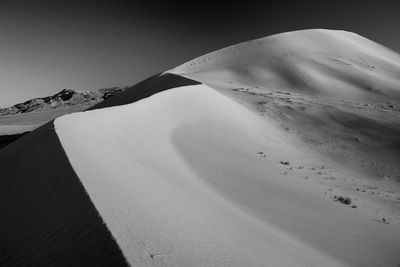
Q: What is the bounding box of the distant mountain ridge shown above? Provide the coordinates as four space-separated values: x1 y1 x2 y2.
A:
0 86 129 115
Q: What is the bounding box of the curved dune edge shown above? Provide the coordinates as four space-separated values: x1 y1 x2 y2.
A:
166 29 400 177
0 73 199 266
166 29 400 242
56 84 400 266
0 121 128 266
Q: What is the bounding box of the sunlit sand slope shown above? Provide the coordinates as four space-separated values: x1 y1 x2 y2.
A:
56 84 400 267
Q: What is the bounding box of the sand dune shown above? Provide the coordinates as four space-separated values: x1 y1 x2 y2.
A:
0 121 127 266
168 30 400 180
2 30 400 266
168 30 400 246
54 30 400 266
170 29 400 102
0 73 198 266
56 84 400 266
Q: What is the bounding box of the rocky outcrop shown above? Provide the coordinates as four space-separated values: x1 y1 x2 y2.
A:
0 86 128 115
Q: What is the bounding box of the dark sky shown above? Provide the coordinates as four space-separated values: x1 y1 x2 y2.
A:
1 0 400 107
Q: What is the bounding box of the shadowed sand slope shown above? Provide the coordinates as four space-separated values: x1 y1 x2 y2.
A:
3 29 400 266
56 84 400 267
0 73 200 266
0 132 28 150
0 122 127 266
88 73 200 110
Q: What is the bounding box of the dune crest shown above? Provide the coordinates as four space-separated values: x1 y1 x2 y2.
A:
170 29 400 101
56 84 400 266
3 30 400 266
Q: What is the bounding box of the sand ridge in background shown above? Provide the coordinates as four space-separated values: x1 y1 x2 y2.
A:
168 28 400 235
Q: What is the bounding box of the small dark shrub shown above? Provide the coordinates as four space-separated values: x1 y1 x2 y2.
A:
335 196 352 205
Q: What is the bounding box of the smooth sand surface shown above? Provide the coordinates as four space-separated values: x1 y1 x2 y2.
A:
0 132 28 150
87 72 200 110
0 121 127 266
56 84 400 266
0 73 199 266
168 31 400 266
170 29 400 102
